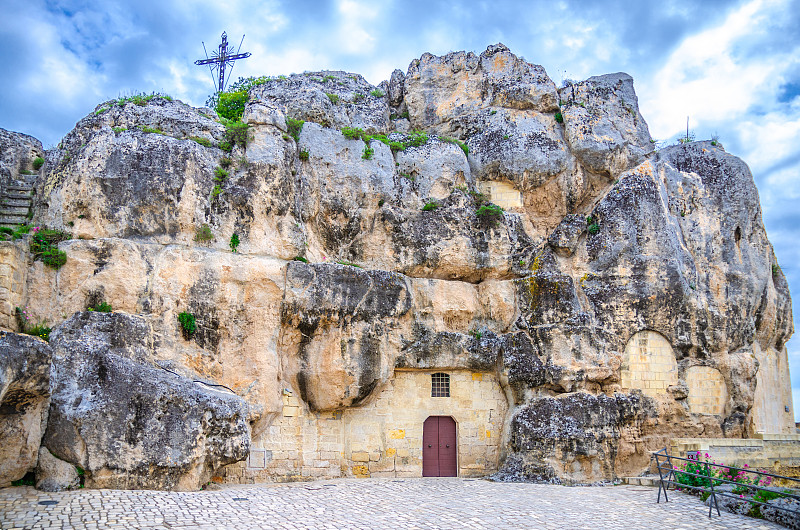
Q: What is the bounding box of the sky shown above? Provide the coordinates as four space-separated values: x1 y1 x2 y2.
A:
2 0 800 417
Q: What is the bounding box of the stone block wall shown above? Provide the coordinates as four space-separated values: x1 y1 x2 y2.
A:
620 330 678 397
0 240 28 330
477 181 523 210
752 342 795 434
219 369 508 483
685 366 728 415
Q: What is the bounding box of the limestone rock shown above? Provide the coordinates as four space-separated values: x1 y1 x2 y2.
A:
547 214 586 256
35 447 79 492
0 44 791 488
0 331 51 487
281 262 412 411
43 311 251 491
497 392 656 484
249 71 390 133
0 127 44 186
559 73 654 177
403 43 559 136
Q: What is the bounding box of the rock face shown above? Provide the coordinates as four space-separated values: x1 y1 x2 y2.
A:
0 331 51 487
0 127 43 187
0 44 793 487
43 312 251 491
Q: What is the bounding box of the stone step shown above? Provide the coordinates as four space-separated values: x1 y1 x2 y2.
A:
3 192 32 200
6 185 32 193
0 206 30 216
622 476 660 487
0 215 29 226
0 198 32 208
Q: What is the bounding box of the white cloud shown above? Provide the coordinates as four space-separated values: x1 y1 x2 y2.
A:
639 0 796 140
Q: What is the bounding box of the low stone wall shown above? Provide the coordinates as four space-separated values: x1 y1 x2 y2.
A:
670 435 800 479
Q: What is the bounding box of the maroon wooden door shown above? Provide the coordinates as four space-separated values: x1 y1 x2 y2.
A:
422 416 457 477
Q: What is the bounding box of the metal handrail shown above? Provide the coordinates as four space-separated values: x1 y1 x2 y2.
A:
653 447 800 519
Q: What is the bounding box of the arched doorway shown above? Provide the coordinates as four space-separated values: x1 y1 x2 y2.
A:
422 416 457 477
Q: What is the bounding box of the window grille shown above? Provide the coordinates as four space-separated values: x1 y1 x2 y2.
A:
431 372 450 397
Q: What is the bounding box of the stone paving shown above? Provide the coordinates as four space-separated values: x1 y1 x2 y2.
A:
0 478 782 529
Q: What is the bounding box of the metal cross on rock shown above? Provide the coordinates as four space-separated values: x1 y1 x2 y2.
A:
195 32 251 93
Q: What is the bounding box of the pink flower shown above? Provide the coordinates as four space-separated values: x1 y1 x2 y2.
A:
744 464 749 468
705 453 709 458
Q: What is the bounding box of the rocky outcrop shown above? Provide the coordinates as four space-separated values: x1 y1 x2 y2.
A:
43 312 251 491
0 128 43 187
0 43 791 487
0 331 51 487
35 447 79 492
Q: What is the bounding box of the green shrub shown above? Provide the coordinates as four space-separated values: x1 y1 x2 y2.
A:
470 328 483 340
216 90 249 121
190 136 212 147
342 126 367 141
178 311 196 337
32 157 44 170
219 141 233 153
772 264 779 277
30 228 70 269
286 117 305 142
230 233 240 252
422 201 439 211
194 223 213 243
362 145 374 160
353 93 365 103
42 248 67 269
326 93 340 105
477 204 504 218
554 112 563 123
406 131 428 148
15 307 51 341
222 119 249 148
211 185 223 201
335 260 361 268
219 156 233 168
213 167 229 181
293 256 309 263
113 92 172 108
112 127 127 134
370 89 384 97
11 225 30 240
87 301 112 312
586 215 600 235
299 149 310 161
139 125 165 135
439 136 469 156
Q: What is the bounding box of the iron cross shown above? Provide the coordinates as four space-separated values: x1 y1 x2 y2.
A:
195 32 251 93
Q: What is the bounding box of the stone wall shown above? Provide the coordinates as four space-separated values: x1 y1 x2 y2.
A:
0 240 27 330
752 342 795 434
219 369 509 482
671 434 800 479
685 366 728 415
620 330 677 398
476 181 523 210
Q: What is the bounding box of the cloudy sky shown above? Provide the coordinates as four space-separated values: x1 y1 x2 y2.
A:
2 0 800 415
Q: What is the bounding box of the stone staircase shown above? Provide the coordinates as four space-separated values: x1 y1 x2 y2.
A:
0 181 33 228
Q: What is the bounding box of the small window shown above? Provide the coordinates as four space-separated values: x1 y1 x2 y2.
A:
431 372 450 397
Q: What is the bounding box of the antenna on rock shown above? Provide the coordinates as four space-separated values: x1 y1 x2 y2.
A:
195 32 252 93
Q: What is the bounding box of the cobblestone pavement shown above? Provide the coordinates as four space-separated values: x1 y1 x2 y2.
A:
0 478 781 529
